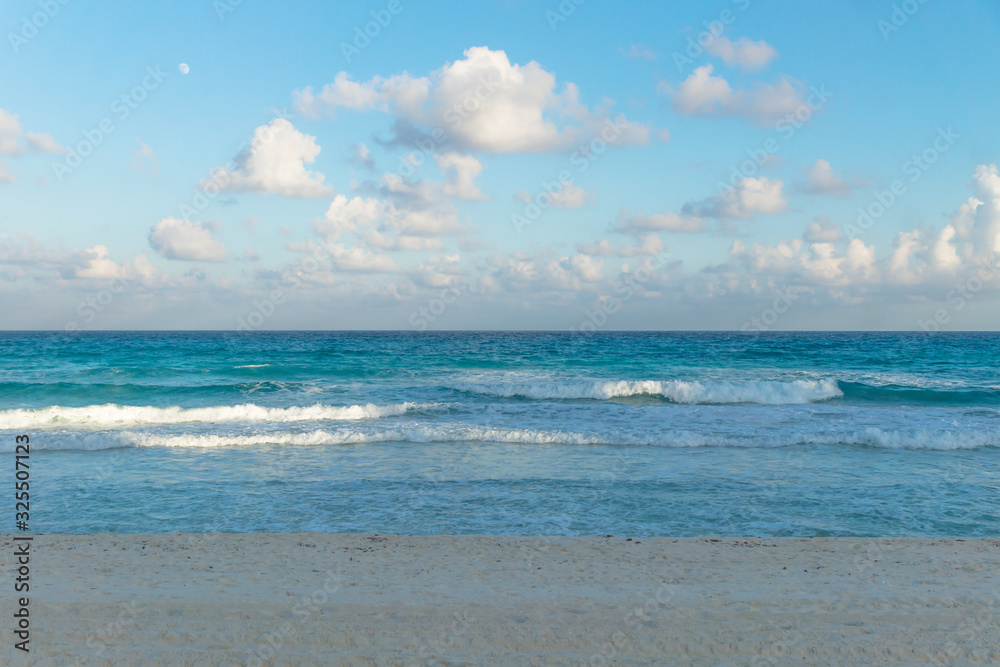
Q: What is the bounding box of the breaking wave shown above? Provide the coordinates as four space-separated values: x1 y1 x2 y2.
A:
0 402 433 430
452 378 843 404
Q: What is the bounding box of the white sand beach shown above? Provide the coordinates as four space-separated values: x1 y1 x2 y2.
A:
2 534 998 665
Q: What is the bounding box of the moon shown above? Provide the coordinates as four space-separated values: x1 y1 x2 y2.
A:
179 63 190 75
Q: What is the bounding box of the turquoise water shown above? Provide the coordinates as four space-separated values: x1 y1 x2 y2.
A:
2 331 998 536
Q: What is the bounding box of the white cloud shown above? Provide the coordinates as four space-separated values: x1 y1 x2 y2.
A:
488 251 609 292
327 243 398 273
803 216 843 243
409 254 466 288
435 152 488 201
705 36 778 70
74 245 124 280
683 177 787 220
202 119 332 198
25 132 66 154
614 209 705 234
317 194 382 240
294 47 655 153
578 233 665 257
725 237 879 287
796 159 862 198
314 171 466 251
0 110 65 155
710 166 1000 294
148 218 227 262
667 65 810 126
0 235 167 287
515 181 594 209
352 142 375 170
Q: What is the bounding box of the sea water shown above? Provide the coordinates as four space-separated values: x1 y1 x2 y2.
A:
1 331 997 536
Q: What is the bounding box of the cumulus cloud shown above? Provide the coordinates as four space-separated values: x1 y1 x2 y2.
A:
683 177 787 220
488 251 608 293
202 118 332 198
314 169 467 252
666 65 811 126
294 46 655 153
148 218 227 262
578 233 665 257
803 216 843 243
514 181 594 209
704 165 1000 300
796 159 863 198
0 235 167 286
408 253 467 288
351 142 375 170
436 152 488 201
25 132 66 154
705 36 778 70
0 109 65 155
327 243 398 273
614 209 705 234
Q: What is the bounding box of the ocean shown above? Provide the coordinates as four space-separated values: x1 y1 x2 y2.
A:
2 331 998 537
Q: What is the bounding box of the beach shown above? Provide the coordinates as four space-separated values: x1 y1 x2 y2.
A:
2 534 998 665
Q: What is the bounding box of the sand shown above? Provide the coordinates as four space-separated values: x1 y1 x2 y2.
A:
1 534 998 665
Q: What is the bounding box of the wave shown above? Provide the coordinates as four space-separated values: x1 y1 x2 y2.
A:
837 381 1000 406
0 402 433 430
451 378 843 404
10 424 997 452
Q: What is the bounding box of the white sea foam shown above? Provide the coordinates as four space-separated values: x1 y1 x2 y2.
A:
0 402 432 430
452 378 843 404
8 423 996 452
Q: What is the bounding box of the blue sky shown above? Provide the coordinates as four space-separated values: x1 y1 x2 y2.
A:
2 0 999 330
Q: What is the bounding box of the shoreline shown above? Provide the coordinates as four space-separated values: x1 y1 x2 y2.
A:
2 534 998 665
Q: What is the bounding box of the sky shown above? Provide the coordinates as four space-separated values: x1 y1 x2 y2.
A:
1 0 999 331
